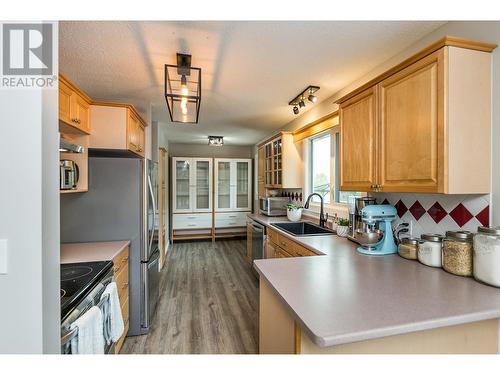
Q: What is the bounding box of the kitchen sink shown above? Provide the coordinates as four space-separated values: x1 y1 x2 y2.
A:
271 222 335 236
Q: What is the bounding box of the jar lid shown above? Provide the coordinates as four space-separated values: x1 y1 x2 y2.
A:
421 233 444 242
445 230 474 241
477 226 500 235
401 237 419 245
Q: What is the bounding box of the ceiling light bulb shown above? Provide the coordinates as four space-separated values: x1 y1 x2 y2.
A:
308 94 317 103
180 75 189 96
293 106 299 115
299 100 306 108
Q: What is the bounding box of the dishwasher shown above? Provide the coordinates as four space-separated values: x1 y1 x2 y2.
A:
250 220 266 276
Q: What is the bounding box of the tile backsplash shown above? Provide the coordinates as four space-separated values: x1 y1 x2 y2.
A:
372 193 490 237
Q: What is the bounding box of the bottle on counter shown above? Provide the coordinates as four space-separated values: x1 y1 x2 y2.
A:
442 231 474 277
473 226 500 287
398 237 419 260
418 234 444 268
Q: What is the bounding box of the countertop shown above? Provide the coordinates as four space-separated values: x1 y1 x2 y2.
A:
60 240 130 264
248 213 500 348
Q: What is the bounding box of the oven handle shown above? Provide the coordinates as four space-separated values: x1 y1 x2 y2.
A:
61 327 78 346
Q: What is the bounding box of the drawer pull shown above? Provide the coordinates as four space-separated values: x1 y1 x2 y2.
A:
122 256 129 263
113 266 120 273
229 215 237 218
229 222 237 225
122 283 129 289
187 224 196 227
187 216 196 219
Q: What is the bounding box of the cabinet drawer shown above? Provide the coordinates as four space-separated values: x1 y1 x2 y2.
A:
277 234 297 253
121 297 129 325
112 247 129 275
292 245 318 257
276 247 293 258
173 213 212 229
215 212 248 227
267 228 279 244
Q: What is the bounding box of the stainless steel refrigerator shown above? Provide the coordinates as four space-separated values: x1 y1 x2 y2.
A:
61 157 161 336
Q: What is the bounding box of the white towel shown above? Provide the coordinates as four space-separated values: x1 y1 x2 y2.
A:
100 282 124 344
70 306 105 355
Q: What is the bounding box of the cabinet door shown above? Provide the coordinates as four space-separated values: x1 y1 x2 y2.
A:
59 80 72 124
264 142 273 187
272 138 282 187
193 159 212 212
257 146 266 198
378 49 444 193
215 160 232 211
339 87 377 191
72 95 91 134
136 122 145 157
127 112 140 154
173 158 192 212
234 160 251 210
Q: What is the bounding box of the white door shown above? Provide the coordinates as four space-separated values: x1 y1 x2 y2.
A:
192 158 213 212
215 159 232 212
233 159 252 211
172 158 192 213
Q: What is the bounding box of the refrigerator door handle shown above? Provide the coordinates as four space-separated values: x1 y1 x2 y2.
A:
147 174 156 256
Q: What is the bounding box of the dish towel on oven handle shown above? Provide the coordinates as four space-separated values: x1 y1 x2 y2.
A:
70 306 105 354
100 281 124 344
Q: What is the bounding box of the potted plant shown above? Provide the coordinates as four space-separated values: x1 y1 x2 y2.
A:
335 218 350 237
285 203 303 222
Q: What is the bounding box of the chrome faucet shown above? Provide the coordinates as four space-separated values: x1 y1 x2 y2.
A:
304 193 329 227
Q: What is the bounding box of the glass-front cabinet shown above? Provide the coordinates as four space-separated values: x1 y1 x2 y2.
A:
172 157 213 213
215 158 252 211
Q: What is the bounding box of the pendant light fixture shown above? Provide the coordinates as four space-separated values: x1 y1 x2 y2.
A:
165 53 202 124
208 136 224 147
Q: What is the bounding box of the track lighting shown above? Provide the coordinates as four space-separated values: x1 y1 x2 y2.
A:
288 85 320 115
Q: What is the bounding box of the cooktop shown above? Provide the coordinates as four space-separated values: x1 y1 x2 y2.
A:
60 260 113 321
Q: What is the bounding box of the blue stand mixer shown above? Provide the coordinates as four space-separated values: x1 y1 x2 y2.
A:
354 205 398 255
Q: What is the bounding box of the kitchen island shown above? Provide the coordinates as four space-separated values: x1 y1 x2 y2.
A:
249 213 500 354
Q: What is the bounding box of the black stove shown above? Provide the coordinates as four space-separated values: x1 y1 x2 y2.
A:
60 261 113 321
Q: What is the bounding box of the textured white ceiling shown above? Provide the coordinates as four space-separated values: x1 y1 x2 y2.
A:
59 21 445 145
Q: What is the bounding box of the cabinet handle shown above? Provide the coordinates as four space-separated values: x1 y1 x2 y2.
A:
229 222 237 225
187 224 196 227
122 282 129 289
77 119 81 124
122 257 129 263
113 266 120 273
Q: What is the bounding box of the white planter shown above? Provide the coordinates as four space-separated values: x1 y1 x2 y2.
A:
336 225 349 237
287 208 302 222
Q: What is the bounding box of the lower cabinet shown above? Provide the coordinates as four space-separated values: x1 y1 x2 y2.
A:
171 213 213 242
113 246 129 354
266 228 318 258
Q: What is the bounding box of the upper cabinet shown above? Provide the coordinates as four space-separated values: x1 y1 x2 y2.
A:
260 132 302 189
59 74 91 134
257 146 266 198
215 159 252 212
172 157 213 213
338 37 496 194
89 103 147 157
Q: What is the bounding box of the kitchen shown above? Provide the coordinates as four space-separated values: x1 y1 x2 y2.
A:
3 7 500 372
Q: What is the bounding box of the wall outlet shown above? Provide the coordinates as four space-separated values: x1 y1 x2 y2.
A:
0 239 7 274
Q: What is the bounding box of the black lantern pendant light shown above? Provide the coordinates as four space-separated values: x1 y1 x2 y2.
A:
164 53 202 124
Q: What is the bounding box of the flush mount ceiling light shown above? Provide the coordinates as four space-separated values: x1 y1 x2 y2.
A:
165 53 201 124
289 85 320 115
208 135 224 147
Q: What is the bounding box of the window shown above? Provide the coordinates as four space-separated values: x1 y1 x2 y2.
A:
306 128 363 206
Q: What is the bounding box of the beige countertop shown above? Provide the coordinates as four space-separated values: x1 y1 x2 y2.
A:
248 213 500 348
60 240 130 264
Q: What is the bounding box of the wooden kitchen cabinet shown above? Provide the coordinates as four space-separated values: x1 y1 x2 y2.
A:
339 87 378 191
257 146 266 198
259 132 302 189
113 246 129 354
266 227 317 259
59 74 92 134
90 103 147 157
338 37 495 194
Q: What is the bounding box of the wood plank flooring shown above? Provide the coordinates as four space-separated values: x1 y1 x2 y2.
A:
121 239 259 354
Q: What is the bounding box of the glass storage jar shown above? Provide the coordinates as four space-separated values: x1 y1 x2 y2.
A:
418 234 444 268
442 231 474 276
473 226 500 287
398 238 419 260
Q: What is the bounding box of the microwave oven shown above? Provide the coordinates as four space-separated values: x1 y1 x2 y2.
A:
259 197 288 216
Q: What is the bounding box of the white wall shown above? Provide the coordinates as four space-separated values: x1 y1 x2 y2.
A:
0 24 60 354
270 21 500 225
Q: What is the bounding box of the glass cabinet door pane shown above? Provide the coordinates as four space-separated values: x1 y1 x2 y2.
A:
217 161 231 209
195 160 210 210
236 162 249 208
176 160 190 209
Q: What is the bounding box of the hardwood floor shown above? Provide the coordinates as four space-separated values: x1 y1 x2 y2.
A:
121 239 259 354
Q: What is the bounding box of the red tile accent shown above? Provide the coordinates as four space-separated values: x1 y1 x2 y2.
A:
427 202 447 224
394 200 408 218
476 206 490 227
409 201 426 220
381 199 390 205
449 203 473 227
